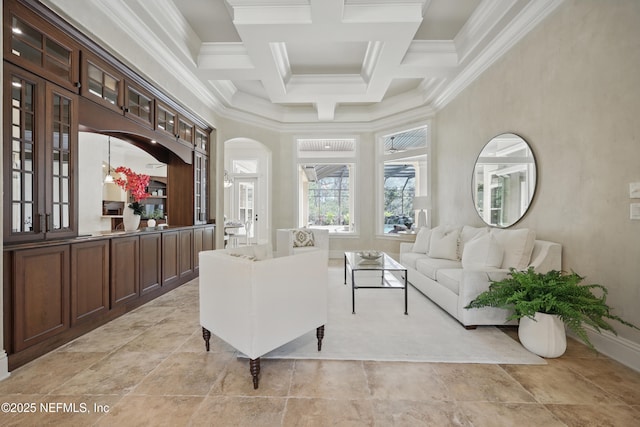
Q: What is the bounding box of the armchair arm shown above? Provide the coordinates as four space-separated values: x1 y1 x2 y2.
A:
276 229 294 257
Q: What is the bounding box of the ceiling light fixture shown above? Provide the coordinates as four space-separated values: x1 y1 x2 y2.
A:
104 136 114 183
388 136 399 154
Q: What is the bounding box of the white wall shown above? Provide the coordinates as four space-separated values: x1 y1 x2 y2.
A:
434 0 640 356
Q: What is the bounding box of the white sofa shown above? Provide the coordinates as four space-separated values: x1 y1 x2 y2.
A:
399 225 562 328
199 244 328 388
276 228 329 258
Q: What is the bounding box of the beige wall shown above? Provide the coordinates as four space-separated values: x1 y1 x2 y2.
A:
434 0 640 346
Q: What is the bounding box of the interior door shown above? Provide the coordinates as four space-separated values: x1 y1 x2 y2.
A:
234 177 257 244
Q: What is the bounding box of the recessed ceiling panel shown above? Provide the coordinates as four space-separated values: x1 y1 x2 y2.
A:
383 78 423 100
233 80 270 101
172 0 241 42
415 0 482 40
287 41 368 75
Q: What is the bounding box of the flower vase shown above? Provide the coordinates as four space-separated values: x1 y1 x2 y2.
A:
123 206 141 231
147 218 156 228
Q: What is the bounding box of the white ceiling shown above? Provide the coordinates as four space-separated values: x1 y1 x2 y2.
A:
43 0 563 126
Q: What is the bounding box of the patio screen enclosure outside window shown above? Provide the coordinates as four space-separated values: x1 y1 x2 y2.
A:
380 126 429 233
297 138 356 233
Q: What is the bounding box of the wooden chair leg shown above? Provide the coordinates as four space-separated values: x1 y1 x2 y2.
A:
202 327 211 351
316 325 325 351
250 358 260 389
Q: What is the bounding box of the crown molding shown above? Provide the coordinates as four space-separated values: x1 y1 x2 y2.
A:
432 0 565 111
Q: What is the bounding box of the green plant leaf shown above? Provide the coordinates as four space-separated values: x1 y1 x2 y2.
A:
464 267 639 351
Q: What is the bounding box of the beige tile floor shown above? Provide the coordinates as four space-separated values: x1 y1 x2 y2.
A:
0 271 639 426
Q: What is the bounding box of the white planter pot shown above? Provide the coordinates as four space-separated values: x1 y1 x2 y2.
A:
147 218 156 228
518 312 567 358
123 206 141 231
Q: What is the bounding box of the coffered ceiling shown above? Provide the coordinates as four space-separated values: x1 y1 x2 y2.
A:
41 0 563 126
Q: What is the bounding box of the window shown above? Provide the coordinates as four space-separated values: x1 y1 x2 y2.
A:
297 138 357 233
379 126 429 234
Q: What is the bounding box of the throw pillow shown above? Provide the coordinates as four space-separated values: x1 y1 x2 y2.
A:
427 226 461 260
412 227 432 254
459 225 489 258
491 228 536 270
292 229 315 247
461 233 504 269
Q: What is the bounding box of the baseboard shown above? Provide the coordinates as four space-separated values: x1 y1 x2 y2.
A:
579 326 640 373
0 350 10 381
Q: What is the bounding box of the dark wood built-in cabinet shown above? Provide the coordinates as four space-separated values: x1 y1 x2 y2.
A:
110 236 140 307
12 245 70 353
2 0 217 371
4 225 215 369
139 232 162 295
71 240 109 325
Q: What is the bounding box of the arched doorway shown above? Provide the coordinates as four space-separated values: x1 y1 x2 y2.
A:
224 138 271 245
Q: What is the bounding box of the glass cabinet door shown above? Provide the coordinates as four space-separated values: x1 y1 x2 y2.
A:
3 66 78 243
6 71 44 241
6 5 79 92
194 152 208 224
46 82 76 237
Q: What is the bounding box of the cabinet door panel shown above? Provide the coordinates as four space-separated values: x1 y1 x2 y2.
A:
162 231 179 287
13 246 70 352
71 240 109 324
110 236 139 306
140 233 161 294
179 229 194 279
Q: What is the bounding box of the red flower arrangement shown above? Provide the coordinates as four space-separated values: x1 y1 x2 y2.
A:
114 166 151 215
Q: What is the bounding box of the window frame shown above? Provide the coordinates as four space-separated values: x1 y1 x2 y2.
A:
295 136 359 236
376 123 431 237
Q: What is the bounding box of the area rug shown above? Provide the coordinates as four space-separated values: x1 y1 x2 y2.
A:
260 266 545 365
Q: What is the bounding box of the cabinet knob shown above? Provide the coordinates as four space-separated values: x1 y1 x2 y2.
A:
74 82 82 88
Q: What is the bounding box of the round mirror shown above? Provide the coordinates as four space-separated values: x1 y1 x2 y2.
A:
472 133 537 228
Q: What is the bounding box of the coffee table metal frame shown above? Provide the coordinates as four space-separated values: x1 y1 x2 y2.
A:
343 251 408 315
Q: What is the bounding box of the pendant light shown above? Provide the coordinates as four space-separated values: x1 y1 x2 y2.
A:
104 136 114 183
388 136 399 154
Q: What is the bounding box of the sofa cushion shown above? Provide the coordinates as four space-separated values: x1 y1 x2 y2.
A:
412 227 432 254
292 229 315 247
428 226 461 260
459 225 489 258
491 228 536 270
461 233 504 270
437 269 463 295
399 251 431 270
416 257 462 280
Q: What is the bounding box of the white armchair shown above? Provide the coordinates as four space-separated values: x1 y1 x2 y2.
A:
276 228 329 258
199 244 328 389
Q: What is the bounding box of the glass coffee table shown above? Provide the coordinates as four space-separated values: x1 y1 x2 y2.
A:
344 251 408 315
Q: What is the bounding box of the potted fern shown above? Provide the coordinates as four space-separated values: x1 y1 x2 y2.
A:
465 268 638 357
